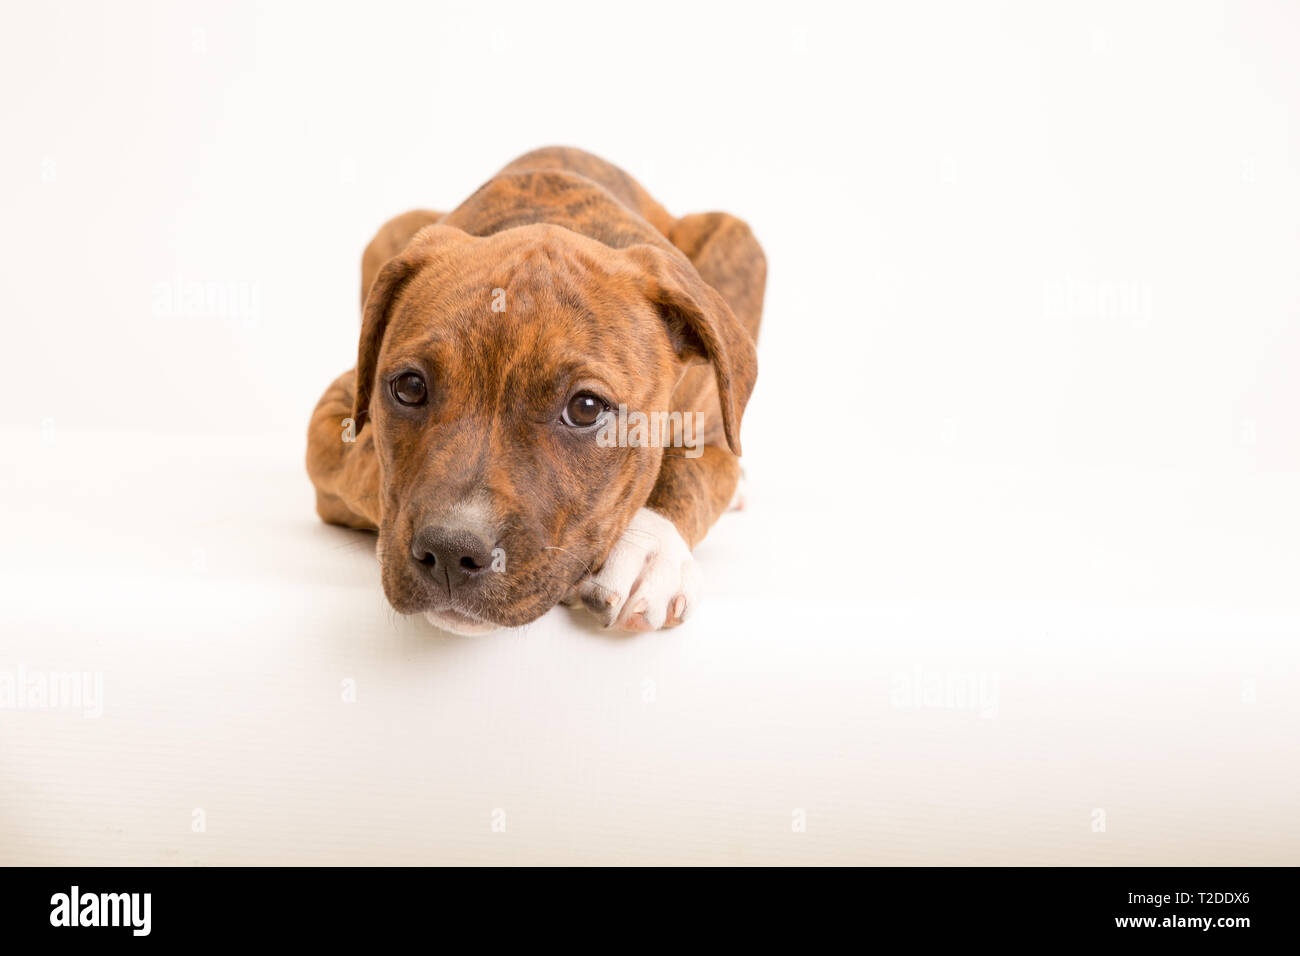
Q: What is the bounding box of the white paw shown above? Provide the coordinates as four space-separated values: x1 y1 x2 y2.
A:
572 508 700 631
728 472 749 512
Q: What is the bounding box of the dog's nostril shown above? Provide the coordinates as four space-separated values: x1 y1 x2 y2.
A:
410 524 495 578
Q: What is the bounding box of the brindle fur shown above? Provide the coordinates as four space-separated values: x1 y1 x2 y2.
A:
306 147 765 628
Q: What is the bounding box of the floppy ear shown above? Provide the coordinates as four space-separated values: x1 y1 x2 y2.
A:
625 244 758 456
352 225 468 427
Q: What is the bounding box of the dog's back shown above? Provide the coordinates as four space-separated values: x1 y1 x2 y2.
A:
361 147 683 307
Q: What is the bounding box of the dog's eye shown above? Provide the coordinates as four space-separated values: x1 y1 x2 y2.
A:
391 372 427 406
562 392 608 428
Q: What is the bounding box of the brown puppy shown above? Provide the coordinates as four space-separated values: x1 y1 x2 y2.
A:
306 147 765 633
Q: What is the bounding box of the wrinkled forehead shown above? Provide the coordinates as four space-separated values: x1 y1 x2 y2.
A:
381 242 667 403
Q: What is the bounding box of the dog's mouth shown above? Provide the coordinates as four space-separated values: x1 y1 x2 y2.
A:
423 605 501 636
379 519 599 633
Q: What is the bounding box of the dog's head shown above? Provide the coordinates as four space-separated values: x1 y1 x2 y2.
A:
352 223 756 633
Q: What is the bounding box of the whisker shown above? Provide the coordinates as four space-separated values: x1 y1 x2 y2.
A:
542 545 593 579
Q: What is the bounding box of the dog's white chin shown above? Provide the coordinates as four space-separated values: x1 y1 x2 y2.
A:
423 608 501 636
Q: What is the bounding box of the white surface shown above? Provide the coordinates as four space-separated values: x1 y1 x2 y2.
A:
2 1 1299 864
2 429 1297 865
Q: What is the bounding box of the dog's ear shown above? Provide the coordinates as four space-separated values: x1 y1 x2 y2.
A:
353 225 469 427
625 244 758 456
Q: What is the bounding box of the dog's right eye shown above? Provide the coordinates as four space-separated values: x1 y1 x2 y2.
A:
391 371 428 406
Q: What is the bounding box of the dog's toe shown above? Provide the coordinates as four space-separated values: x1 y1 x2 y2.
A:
578 581 623 626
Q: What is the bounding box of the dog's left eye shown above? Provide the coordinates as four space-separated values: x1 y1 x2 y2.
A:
562 392 608 428
391 371 428 406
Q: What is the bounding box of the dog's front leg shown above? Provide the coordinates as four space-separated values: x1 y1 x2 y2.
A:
306 369 382 531
645 446 742 546
566 211 763 633
571 446 741 631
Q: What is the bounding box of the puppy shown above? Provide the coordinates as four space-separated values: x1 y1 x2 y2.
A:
306 148 764 633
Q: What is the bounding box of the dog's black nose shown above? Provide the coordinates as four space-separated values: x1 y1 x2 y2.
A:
411 525 495 576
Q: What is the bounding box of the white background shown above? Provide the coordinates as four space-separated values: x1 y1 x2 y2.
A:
1 0 1297 864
